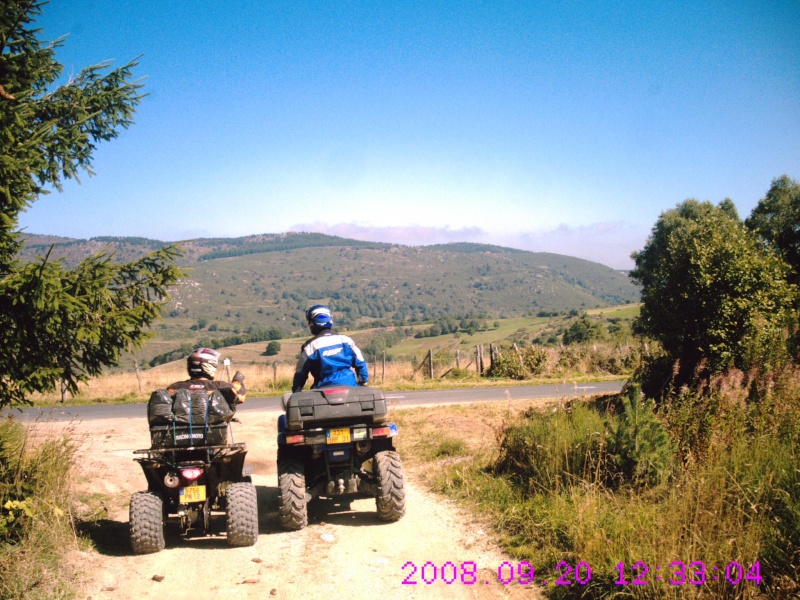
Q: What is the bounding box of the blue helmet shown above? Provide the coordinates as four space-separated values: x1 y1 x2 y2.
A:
306 304 333 334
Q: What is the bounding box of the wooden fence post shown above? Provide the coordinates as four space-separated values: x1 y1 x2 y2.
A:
382 350 386 382
134 360 143 394
456 349 461 370
428 349 434 379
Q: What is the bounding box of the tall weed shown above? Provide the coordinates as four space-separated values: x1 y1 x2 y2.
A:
0 419 83 599
494 385 673 492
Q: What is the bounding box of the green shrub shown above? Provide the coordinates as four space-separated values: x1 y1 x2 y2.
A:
608 384 674 488
487 352 527 380
520 346 547 375
563 315 607 345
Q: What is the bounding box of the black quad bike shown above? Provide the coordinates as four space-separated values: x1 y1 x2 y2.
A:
277 385 406 530
129 389 259 553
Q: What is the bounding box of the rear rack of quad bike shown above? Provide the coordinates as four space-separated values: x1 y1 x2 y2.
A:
134 443 247 466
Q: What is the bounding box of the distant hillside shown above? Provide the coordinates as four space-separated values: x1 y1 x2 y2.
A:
17 232 639 352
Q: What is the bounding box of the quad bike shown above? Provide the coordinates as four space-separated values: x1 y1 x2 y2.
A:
276 385 405 530
129 390 258 553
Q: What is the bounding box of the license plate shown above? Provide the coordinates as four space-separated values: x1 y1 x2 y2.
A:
180 485 206 503
327 427 351 444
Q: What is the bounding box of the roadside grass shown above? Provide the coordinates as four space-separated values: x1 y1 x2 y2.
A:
0 419 89 599
393 387 799 599
26 341 631 406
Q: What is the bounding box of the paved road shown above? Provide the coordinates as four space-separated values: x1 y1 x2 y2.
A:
4 380 625 422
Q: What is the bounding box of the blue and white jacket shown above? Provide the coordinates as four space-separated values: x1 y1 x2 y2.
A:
292 330 369 392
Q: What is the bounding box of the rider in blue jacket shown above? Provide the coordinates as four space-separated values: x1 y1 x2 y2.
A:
292 304 368 392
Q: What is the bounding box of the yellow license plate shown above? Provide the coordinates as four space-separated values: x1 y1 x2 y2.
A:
180 485 206 503
327 427 351 444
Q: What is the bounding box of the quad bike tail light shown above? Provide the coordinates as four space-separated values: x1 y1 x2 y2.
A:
322 388 349 395
371 426 391 437
181 468 204 482
285 434 305 444
372 424 398 438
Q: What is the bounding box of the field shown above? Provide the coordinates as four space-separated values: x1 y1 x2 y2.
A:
30 305 639 404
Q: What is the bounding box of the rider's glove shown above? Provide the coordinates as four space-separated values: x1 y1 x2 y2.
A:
232 370 245 383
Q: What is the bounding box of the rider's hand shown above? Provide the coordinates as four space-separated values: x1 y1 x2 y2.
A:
358 380 367 386
232 370 245 383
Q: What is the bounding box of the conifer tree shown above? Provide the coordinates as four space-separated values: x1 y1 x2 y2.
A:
0 1 183 407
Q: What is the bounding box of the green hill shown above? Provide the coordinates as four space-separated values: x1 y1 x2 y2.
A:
17 232 639 363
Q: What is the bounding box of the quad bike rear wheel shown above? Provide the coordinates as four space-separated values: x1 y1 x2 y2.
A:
278 459 308 530
374 451 406 522
226 482 259 546
130 491 165 554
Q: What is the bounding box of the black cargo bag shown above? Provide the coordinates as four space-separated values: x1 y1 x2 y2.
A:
206 390 234 424
170 423 228 447
172 389 207 424
150 423 228 448
148 389 173 426
172 388 233 425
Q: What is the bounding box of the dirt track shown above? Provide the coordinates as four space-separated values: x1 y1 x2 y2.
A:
63 408 543 600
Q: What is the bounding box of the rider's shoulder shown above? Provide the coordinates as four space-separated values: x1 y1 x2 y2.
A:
302 330 336 351
168 378 229 392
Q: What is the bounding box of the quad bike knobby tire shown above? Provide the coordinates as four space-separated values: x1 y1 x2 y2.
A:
374 450 406 522
129 491 165 554
226 482 259 547
278 459 308 530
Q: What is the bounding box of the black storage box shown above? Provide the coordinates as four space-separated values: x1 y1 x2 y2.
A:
150 423 229 448
283 386 388 430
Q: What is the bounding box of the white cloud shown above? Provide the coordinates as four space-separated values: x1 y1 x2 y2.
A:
291 221 649 270
290 222 486 246
501 223 648 270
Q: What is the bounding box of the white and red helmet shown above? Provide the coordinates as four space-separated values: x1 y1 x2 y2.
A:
187 347 220 379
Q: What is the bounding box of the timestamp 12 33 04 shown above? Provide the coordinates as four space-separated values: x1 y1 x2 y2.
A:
614 561 762 586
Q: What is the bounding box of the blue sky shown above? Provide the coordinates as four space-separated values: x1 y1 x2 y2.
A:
17 1 800 269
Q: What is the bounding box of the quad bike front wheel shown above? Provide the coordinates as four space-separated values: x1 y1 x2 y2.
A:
374 451 406 522
277 459 308 530
226 482 259 547
129 491 165 554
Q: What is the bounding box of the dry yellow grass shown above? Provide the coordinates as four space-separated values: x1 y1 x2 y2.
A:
29 356 488 404
29 340 633 405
